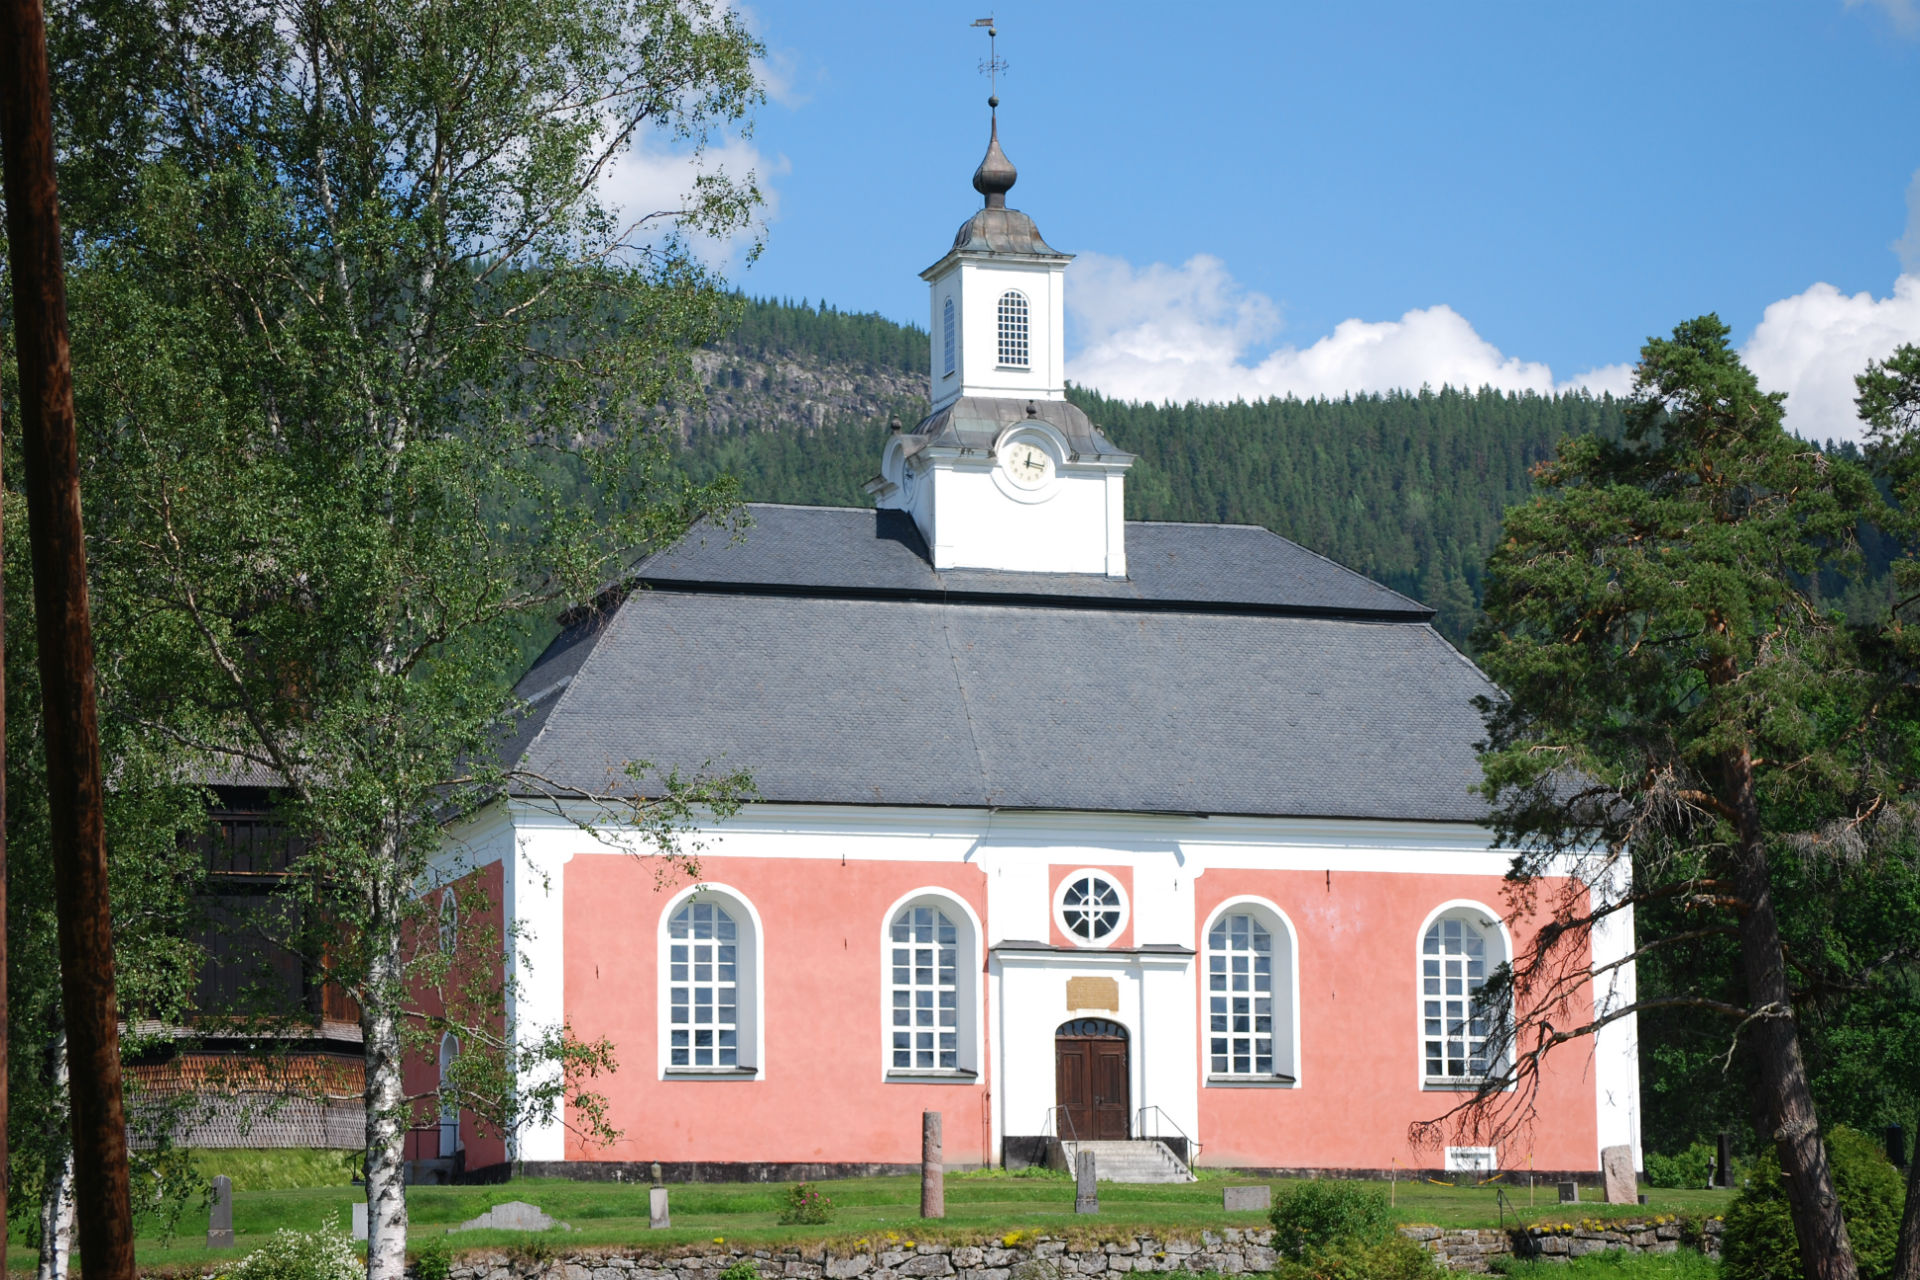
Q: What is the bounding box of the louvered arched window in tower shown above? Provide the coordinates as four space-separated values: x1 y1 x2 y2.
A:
942 296 956 377
996 291 1029 368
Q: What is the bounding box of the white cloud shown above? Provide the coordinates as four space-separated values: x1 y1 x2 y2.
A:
1845 0 1920 34
597 135 788 269
1063 250 1920 443
1065 251 1619 405
1742 274 1920 443
1897 167 1920 275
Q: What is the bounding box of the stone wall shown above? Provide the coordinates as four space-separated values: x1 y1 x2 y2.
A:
1403 1218 1725 1273
428 1219 1728 1280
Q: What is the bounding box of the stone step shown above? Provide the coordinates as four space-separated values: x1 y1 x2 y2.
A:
1058 1139 1196 1184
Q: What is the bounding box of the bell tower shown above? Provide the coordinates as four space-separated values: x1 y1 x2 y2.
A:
922 115 1070 411
868 75 1133 578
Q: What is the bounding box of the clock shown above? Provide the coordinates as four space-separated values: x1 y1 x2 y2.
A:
1000 439 1055 489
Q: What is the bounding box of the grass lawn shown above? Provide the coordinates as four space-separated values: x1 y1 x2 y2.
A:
1498 1248 1723 1280
14 1173 1735 1275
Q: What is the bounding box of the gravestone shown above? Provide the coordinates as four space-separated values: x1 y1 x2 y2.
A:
352 1202 368 1242
649 1161 670 1230
922 1111 944 1219
1601 1145 1637 1205
452 1201 569 1232
207 1175 235 1249
1223 1185 1271 1212
1557 1181 1579 1204
1074 1150 1098 1215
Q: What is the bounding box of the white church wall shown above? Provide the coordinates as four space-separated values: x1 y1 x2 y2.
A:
1589 854 1643 1171
954 258 1064 401
924 465 1116 574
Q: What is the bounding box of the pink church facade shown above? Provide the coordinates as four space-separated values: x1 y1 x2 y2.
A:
423 114 1640 1181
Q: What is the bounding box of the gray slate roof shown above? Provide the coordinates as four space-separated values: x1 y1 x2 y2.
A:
505 505 1497 822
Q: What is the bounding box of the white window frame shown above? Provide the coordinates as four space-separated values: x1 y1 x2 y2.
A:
657 885 764 1080
1053 869 1130 949
942 296 957 378
437 888 458 954
1200 897 1300 1087
1416 900 1513 1090
996 290 1030 369
878 889 983 1082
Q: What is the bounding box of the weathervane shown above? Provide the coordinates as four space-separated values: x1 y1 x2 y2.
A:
971 16 1006 110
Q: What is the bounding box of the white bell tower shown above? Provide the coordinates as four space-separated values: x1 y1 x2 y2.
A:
922 118 1069 411
868 101 1134 579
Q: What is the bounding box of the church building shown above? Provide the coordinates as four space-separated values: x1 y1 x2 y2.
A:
422 112 1641 1182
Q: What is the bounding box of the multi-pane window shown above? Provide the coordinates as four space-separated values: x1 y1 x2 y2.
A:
437 890 458 954
997 291 1029 367
890 905 958 1070
942 297 957 377
1058 873 1124 942
1423 916 1491 1080
1208 913 1274 1075
668 901 738 1069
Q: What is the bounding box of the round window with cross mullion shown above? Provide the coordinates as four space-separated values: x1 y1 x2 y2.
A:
1055 871 1128 945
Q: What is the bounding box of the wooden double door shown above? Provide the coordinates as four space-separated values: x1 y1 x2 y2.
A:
1055 1018 1130 1140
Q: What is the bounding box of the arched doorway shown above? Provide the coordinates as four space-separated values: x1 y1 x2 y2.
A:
1054 1018 1129 1140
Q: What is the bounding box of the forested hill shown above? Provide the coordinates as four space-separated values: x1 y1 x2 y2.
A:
674 297 1631 643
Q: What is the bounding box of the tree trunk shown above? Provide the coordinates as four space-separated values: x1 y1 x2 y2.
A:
37 1033 73 1280
0 4 134 1275
1724 744 1856 1280
1891 1138 1920 1280
361 884 408 1280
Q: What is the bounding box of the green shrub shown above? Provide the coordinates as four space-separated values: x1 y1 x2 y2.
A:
776 1181 835 1225
1642 1142 1716 1189
228 1221 360 1280
413 1236 453 1280
1269 1180 1394 1260
1272 1235 1443 1280
1721 1125 1907 1280
718 1263 760 1280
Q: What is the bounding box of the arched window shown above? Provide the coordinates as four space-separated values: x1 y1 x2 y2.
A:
890 904 958 1070
996 291 1030 368
1421 911 1504 1082
437 1033 460 1156
942 297 957 377
669 900 740 1070
1203 901 1298 1082
437 889 458 954
882 892 980 1078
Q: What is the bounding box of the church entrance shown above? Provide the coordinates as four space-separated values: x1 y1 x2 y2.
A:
1054 1018 1130 1140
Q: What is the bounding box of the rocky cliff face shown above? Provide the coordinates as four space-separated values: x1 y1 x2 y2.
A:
676 346 930 440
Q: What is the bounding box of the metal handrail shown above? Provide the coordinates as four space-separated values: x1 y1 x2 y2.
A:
1040 1104 1082 1144
1134 1104 1199 1163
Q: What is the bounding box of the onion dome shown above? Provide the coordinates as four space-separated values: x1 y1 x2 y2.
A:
972 115 1018 209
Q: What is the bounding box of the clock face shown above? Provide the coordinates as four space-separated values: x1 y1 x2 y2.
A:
1000 439 1055 489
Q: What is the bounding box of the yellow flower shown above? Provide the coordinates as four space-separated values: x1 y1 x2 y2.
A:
713 1238 726 1245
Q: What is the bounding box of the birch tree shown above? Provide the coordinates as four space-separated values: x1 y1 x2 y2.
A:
38 0 765 1275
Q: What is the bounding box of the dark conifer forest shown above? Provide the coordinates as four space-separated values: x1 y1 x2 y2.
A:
677 297 1631 642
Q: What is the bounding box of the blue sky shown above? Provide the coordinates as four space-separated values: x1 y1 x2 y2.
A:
615 1 1920 439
